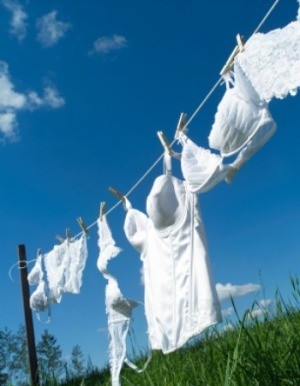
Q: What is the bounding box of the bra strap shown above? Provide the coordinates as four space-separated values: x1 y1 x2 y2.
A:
163 152 172 176
123 197 132 211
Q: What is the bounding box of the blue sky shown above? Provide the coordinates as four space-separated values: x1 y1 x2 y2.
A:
0 0 300 370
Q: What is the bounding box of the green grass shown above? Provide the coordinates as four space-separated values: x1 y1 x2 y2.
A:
62 277 300 386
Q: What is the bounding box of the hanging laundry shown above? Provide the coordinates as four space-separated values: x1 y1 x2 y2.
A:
236 2 300 101
179 126 275 185
124 153 222 354
44 241 69 303
44 234 88 303
98 215 138 386
209 63 276 158
28 233 88 313
64 234 88 294
177 131 231 193
28 253 48 312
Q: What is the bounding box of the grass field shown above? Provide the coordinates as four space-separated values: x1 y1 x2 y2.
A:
62 277 300 386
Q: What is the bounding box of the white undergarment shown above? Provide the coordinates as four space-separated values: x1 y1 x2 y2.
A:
28 254 48 312
124 154 222 354
28 234 88 313
236 6 300 101
98 216 138 386
178 131 230 193
209 63 275 157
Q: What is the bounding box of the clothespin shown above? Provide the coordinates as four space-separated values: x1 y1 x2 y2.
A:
56 235 65 243
174 112 187 138
236 34 245 52
99 202 106 222
157 131 173 155
108 187 126 203
37 249 42 256
77 217 88 234
220 34 246 76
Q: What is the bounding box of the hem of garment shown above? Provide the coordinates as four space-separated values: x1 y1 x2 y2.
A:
151 317 221 354
220 115 273 158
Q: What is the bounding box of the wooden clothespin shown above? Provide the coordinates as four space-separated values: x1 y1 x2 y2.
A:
99 202 106 221
108 187 126 203
157 131 173 155
56 235 65 243
236 34 245 52
175 112 187 138
77 217 88 234
220 34 246 76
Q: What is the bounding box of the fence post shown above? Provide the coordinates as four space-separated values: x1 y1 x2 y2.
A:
18 244 40 386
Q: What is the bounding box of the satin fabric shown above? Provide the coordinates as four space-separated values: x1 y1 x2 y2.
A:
124 155 222 354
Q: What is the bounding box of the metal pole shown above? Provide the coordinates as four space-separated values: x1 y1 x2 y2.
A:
18 244 40 386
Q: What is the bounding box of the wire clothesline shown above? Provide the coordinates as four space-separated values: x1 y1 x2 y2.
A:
8 0 282 280
70 0 281 241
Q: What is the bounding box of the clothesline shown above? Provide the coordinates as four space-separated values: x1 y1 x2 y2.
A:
70 0 282 242
7 0 283 281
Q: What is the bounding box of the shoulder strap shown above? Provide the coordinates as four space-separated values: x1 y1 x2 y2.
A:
124 341 153 373
163 152 172 176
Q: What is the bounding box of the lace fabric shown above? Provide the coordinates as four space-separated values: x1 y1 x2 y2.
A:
28 253 43 286
28 234 89 316
64 234 88 294
237 17 300 101
30 280 48 312
178 132 230 193
98 216 138 386
44 243 68 303
28 254 48 312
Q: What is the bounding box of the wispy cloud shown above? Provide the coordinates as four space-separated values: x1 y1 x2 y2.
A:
28 86 65 110
221 307 234 318
223 323 234 332
97 327 107 333
1 0 28 41
90 35 128 55
0 61 65 140
216 283 261 302
36 11 71 48
248 299 273 318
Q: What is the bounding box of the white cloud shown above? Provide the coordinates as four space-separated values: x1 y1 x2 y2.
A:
97 327 107 333
28 86 65 110
43 86 65 108
221 306 234 318
0 61 65 139
1 0 28 41
0 62 26 109
36 11 71 48
0 112 17 139
248 299 273 318
223 323 234 332
216 282 261 302
90 35 127 55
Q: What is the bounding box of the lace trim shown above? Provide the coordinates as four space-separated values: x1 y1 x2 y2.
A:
237 20 300 101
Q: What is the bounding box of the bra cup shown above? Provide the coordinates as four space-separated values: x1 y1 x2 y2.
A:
146 175 185 231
